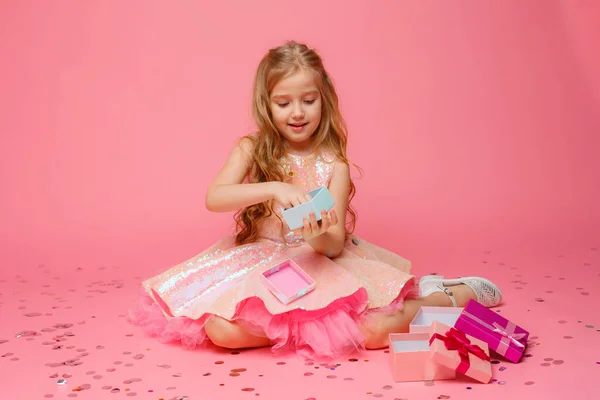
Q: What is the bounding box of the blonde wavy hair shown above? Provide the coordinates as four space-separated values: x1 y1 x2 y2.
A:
235 41 361 246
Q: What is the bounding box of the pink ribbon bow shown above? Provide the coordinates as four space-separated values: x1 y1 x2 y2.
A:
492 321 526 349
461 311 527 356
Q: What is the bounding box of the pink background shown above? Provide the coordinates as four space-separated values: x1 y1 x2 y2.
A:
1 0 599 275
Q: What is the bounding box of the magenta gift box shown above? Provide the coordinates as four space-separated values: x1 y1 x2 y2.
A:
260 259 316 305
454 299 529 363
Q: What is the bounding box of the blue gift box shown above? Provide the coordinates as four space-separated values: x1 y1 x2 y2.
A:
281 186 335 230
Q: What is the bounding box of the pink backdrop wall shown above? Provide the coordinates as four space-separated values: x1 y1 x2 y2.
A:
1 0 599 274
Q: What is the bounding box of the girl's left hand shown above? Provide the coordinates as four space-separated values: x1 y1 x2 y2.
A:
298 210 338 241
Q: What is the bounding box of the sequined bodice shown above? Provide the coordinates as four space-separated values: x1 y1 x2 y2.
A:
259 150 336 246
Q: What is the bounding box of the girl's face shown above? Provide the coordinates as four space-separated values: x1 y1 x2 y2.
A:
269 69 322 152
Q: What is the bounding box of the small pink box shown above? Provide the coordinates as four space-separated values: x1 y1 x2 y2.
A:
454 299 529 363
260 259 316 305
409 306 464 333
429 321 493 384
388 332 456 382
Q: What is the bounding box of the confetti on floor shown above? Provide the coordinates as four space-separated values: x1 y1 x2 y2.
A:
0 242 598 399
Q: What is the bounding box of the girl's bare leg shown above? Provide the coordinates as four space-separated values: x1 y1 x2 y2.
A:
204 317 271 349
203 284 477 351
362 284 476 349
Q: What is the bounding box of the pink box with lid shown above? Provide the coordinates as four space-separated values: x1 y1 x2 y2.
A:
389 321 493 384
429 321 493 383
388 332 456 382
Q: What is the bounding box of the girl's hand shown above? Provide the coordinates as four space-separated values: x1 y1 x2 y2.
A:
271 182 312 209
298 210 339 241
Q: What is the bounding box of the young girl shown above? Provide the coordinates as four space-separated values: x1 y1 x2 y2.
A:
128 41 502 360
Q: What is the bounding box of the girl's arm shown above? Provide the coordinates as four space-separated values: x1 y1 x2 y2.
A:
205 138 276 212
304 160 350 258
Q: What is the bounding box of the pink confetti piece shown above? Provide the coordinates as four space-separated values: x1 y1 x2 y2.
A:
24 312 42 317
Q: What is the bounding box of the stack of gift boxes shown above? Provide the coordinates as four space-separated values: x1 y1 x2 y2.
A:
261 255 529 385
389 299 529 383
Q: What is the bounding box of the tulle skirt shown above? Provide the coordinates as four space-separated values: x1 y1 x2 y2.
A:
127 234 417 360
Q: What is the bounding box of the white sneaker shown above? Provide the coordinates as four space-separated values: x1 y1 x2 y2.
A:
418 275 503 308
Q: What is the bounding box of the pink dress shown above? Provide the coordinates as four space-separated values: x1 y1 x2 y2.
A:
128 150 416 360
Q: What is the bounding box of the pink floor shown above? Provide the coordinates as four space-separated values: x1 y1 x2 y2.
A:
1 240 599 400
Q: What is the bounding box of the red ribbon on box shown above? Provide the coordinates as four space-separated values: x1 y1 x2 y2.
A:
429 327 491 375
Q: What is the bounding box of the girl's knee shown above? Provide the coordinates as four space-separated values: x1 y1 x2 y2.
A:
360 320 388 350
205 317 244 349
364 330 387 350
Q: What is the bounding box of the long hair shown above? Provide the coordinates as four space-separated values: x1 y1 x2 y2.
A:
234 41 361 246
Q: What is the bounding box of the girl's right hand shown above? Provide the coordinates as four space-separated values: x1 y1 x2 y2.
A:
271 182 312 209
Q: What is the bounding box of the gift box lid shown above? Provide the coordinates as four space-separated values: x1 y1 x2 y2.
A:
428 321 493 384
260 258 315 305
